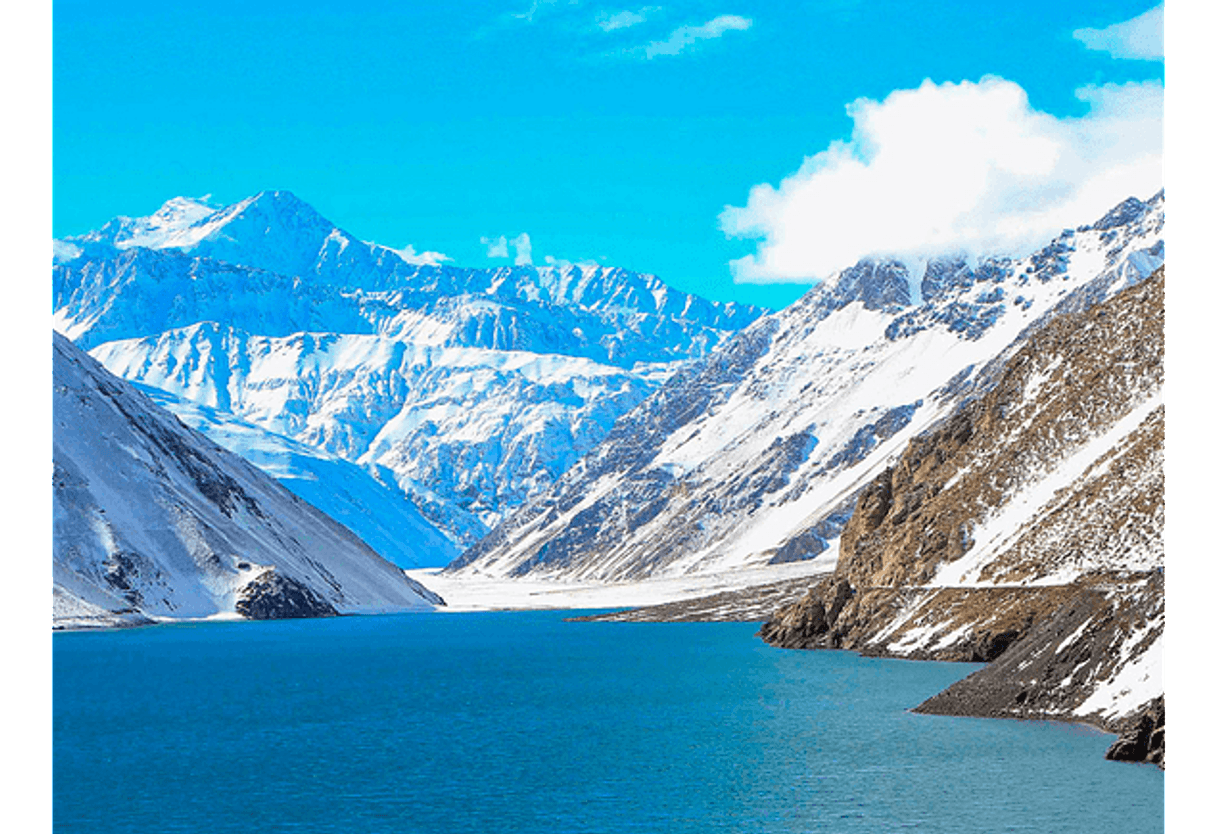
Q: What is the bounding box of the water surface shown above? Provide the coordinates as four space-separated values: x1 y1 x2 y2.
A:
54 611 1163 833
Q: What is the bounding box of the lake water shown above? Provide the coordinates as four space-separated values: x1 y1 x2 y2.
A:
53 611 1164 833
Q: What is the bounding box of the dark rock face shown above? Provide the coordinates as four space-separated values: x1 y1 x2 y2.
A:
235 571 339 620
757 576 856 649
1105 697 1165 767
767 501 853 565
825 403 920 472
821 259 912 313
1085 195 1150 232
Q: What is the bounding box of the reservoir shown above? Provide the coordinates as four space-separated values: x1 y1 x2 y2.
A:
53 610 1164 833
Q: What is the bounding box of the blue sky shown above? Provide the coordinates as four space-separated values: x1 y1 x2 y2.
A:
53 1 1164 309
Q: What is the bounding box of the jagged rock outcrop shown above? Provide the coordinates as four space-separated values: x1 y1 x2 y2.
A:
760 268 1164 764
1105 697 1165 766
235 570 340 620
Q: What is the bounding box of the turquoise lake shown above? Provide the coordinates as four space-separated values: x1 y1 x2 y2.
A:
53 611 1164 833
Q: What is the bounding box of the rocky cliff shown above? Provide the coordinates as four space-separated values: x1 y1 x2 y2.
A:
760 269 1164 766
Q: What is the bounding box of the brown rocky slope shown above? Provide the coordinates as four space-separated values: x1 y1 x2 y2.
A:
760 268 1165 766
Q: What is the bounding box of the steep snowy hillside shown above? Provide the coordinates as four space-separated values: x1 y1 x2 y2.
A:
450 192 1163 581
52 192 763 545
52 332 443 629
135 384 459 569
760 268 1164 764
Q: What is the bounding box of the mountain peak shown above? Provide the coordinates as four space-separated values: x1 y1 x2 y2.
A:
220 189 333 229
152 195 217 224
246 189 312 213
1086 195 1149 232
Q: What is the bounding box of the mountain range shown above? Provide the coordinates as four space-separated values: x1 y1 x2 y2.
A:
760 265 1164 765
53 191 763 554
51 187 1166 763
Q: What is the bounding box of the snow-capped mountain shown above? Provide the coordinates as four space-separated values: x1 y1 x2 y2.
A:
450 192 1164 581
54 190 760 366
52 192 764 545
760 266 1164 764
91 324 659 543
53 332 443 629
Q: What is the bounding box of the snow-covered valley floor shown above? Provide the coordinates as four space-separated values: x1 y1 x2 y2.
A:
406 557 836 613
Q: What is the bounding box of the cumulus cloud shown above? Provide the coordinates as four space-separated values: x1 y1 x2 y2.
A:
1074 4 1163 60
383 243 451 266
597 7 660 32
720 76 1163 282
481 235 510 259
639 14 751 58
510 232 533 265
483 233 537 265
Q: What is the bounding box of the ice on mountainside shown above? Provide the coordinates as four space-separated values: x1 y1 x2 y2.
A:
52 331 443 628
53 191 765 546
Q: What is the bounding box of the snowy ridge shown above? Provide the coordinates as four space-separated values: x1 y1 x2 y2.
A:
52 332 443 627
452 192 1164 582
55 190 761 366
135 383 459 569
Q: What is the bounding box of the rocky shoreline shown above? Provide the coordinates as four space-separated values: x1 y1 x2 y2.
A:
756 271 1165 767
573 573 1164 768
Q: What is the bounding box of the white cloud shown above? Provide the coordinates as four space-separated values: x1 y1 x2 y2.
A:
510 232 533 265
382 243 451 267
483 232 535 265
481 235 510 259
720 76 1163 282
544 254 603 270
639 14 751 58
597 7 660 32
1074 4 1163 60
